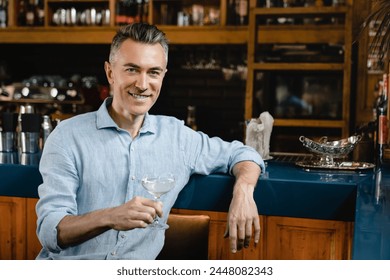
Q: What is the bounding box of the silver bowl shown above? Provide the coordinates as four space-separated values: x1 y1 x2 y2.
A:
299 135 362 159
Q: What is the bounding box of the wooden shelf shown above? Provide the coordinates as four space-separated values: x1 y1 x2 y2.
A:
0 0 250 44
251 62 345 71
0 27 116 44
257 25 345 44
0 98 85 105
253 6 349 16
274 119 346 128
47 0 109 3
0 26 248 44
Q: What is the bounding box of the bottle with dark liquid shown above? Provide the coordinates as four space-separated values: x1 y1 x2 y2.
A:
34 0 44 26
236 0 248 25
375 74 388 167
116 0 127 25
25 0 35 26
18 0 27 26
142 0 149 22
227 0 237 25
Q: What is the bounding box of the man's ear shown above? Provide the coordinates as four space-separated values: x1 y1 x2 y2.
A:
104 61 114 84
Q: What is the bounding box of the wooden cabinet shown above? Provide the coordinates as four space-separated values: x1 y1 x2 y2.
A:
26 198 42 259
263 215 353 259
0 0 252 44
0 197 26 259
0 197 41 260
171 208 353 260
245 1 354 149
0 197 352 260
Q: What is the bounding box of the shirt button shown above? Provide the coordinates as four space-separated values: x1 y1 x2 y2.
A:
131 176 136 180
111 251 116 256
121 234 125 238
130 147 134 152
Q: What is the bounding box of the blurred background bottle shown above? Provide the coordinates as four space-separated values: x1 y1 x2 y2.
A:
25 0 35 26
18 0 27 26
236 0 248 25
35 0 44 26
41 115 52 149
375 73 388 167
0 0 8 28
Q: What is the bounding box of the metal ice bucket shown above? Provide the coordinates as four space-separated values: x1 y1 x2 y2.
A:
20 132 40 153
0 131 16 152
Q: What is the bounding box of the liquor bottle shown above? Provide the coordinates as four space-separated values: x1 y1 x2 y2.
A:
375 74 388 167
142 0 149 23
25 0 35 26
125 0 137 24
41 115 53 149
386 71 390 95
257 0 267 7
0 0 7 28
236 0 248 25
116 0 127 25
373 80 383 121
18 0 27 26
227 0 237 25
186 105 197 130
34 0 44 26
135 0 142 22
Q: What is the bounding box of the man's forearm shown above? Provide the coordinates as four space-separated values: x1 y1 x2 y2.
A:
57 208 112 248
232 161 261 190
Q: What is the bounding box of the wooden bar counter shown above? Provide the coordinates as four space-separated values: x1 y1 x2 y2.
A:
0 152 387 260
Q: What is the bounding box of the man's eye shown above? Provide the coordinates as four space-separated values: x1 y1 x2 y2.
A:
126 68 137 73
149 71 161 76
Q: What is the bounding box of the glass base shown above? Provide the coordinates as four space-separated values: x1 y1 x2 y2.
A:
149 218 169 230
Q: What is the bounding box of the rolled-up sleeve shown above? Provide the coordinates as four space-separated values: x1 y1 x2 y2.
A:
182 127 265 176
36 129 79 253
227 141 265 175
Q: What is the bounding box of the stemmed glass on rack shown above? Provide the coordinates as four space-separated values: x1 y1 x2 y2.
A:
141 173 175 229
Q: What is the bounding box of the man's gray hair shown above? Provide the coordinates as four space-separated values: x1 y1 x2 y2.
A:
109 23 169 63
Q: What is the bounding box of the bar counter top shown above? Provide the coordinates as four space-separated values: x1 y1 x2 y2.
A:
0 152 389 259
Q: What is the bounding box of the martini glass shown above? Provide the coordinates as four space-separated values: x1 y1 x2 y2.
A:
141 173 175 229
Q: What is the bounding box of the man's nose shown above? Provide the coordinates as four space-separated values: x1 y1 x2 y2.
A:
135 73 148 91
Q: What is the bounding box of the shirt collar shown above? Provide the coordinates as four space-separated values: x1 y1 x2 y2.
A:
96 97 157 135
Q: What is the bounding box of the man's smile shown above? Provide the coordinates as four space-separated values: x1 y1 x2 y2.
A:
129 92 151 99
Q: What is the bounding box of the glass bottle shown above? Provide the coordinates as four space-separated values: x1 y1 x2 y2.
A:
135 0 142 22
34 0 44 26
0 0 7 28
18 0 27 26
41 115 52 149
227 0 237 25
142 0 149 23
25 0 35 26
236 0 248 25
375 74 388 167
116 0 126 25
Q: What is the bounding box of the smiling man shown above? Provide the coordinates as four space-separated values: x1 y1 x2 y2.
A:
35 23 265 260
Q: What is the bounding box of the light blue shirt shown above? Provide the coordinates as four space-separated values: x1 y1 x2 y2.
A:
36 97 264 260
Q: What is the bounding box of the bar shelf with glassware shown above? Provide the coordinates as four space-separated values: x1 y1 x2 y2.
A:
0 0 252 44
245 1 353 149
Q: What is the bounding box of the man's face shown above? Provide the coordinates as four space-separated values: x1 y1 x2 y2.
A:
105 39 167 117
